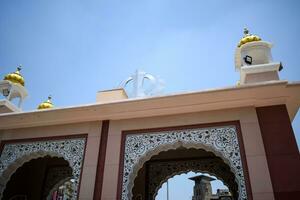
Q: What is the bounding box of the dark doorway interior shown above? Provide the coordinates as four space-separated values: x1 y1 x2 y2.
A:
2 156 72 200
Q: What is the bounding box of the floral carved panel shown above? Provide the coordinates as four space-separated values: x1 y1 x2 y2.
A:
121 125 247 200
0 137 86 200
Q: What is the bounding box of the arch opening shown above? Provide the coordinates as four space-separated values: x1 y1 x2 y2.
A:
0 137 86 200
2 156 74 200
132 147 238 200
156 171 231 200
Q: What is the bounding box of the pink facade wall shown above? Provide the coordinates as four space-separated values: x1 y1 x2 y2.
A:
101 107 274 200
2 106 292 200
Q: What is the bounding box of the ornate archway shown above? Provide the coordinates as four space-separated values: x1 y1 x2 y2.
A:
120 125 248 200
0 137 86 200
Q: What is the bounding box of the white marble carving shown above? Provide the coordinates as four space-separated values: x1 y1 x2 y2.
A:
121 125 247 200
0 137 86 200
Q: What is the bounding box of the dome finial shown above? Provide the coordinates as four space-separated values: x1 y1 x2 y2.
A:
3 65 25 86
17 64 22 72
37 95 54 109
238 28 261 47
244 27 249 35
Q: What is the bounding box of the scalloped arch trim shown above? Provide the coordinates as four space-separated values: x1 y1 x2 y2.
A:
0 138 86 200
121 125 247 200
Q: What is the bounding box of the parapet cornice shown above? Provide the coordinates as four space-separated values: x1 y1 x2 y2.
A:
0 81 299 130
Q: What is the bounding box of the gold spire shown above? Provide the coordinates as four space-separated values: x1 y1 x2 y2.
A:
3 65 25 86
238 28 261 47
37 95 54 109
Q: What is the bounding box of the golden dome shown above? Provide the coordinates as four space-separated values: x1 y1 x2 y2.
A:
4 65 25 86
238 28 261 47
38 96 54 109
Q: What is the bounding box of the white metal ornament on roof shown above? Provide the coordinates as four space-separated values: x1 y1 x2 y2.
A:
121 125 247 200
0 137 86 200
120 69 164 98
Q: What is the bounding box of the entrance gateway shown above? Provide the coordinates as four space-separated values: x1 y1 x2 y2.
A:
119 122 249 200
0 28 299 200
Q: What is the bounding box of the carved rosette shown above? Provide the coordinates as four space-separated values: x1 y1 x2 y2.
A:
0 137 86 200
122 125 247 200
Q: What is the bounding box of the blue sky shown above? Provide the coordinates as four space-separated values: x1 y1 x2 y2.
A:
1 0 300 199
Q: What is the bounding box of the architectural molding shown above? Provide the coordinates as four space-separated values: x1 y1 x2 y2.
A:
1 81 299 130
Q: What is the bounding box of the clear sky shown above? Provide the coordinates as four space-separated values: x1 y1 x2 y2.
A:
1 0 300 199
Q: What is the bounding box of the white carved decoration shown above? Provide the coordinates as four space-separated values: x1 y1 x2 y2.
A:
0 137 86 200
121 125 247 200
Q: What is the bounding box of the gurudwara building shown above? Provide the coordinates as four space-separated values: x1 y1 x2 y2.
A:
0 29 299 200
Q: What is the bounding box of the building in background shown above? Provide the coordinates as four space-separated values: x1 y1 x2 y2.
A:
189 175 232 200
0 29 299 200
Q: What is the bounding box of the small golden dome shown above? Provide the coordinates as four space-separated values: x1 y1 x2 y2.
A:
38 96 54 109
238 28 261 47
4 65 25 86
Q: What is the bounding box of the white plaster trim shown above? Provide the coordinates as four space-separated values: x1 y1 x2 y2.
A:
0 80 28 108
240 62 280 83
0 100 20 113
235 41 273 70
